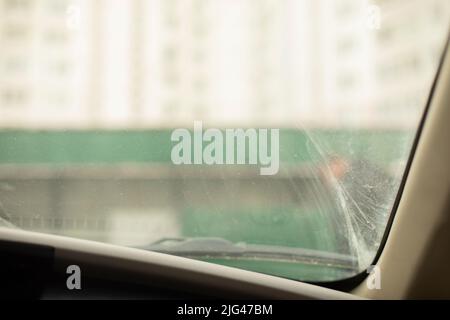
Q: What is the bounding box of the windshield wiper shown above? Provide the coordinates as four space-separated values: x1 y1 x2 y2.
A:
0 216 16 228
0 201 16 228
140 237 358 270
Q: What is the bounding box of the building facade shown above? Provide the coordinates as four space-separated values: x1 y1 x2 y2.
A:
0 0 449 129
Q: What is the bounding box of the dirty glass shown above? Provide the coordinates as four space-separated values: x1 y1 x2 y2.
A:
0 0 449 282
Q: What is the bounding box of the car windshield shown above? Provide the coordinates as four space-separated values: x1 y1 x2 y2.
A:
0 0 449 283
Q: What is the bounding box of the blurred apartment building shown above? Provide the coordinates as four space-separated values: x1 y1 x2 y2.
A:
308 0 449 128
373 0 450 128
0 0 448 129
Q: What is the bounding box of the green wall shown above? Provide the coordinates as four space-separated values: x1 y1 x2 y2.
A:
0 129 413 165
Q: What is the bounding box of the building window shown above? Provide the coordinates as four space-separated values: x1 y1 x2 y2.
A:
2 24 29 41
1 87 29 106
3 0 31 11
